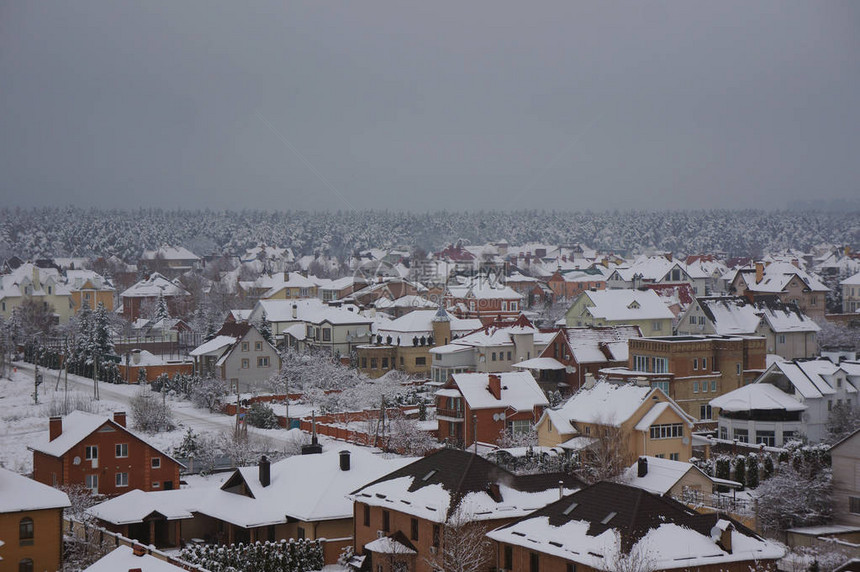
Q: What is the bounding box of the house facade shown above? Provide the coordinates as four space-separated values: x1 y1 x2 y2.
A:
435 371 549 447
831 429 860 527
601 335 766 422
536 381 695 463
0 263 76 324
710 359 860 445
350 449 581 572
563 289 674 337
678 296 819 360
190 322 280 393
30 411 183 497
842 271 860 314
730 261 829 321
487 482 783 572
0 467 70 572
120 272 190 321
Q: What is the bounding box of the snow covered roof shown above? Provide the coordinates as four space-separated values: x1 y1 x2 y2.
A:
738 262 829 293
563 326 642 364
28 411 183 468
374 310 482 346
841 271 860 286
551 381 653 427
513 357 567 371
374 294 438 311
709 382 806 412
0 466 70 512
188 335 237 357
487 482 784 570
752 358 859 401
446 279 523 301
351 449 581 524
128 350 192 367
91 448 415 529
121 272 189 299
696 296 819 335
581 289 675 322
83 545 187 572
447 372 549 411
141 246 200 262
620 456 728 496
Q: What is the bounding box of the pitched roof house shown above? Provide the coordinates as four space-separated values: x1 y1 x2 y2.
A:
678 296 819 359
89 448 413 557
710 358 860 445
189 322 280 393
350 448 582 572
486 481 784 572
563 289 675 337
120 272 190 321
0 466 70 572
536 380 695 463
29 411 183 497
435 371 549 447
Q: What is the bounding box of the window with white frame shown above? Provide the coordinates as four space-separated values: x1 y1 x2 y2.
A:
257 356 270 367
115 443 128 458
85 445 98 460
116 472 129 487
151 457 161 469
85 474 98 492
649 423 683 439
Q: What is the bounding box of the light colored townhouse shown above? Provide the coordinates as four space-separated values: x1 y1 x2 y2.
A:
0 262 76 324
536 380 695 463
88 448 413 561
349 448 582 572
563 289 675 337
248 298 374 356
189 322 280 393
678 296 819 359
29 411 183 497
512 325 642 394
831 429 860 528
429 315 555 384
355 307 481 378
0 466 70 572
487 481 783 572
316 276 368 302
239 271 319 301
842 271 860 314
606 254 711 296
709 359 860 445
600 334 766 422
729 261 829 321
435 371 549 447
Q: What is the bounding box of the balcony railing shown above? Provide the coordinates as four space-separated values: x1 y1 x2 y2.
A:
436 408 465 420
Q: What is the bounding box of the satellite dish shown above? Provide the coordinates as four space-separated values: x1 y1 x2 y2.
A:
498 412 506 421
492 413 499 421
73 456 81 465
710 526 721 541
682 437 690 445
565 366 576 374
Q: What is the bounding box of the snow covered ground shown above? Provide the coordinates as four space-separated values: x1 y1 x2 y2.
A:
0 362 346 476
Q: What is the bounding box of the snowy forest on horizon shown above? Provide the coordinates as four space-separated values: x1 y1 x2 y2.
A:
1 207 858 261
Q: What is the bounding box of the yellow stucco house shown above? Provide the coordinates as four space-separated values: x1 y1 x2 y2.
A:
563 289 674 337
536 380 695 463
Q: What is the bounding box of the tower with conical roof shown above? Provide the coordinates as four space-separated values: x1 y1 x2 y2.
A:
431 304 451 346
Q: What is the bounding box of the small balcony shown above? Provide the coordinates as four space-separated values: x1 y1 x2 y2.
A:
436 408 465 421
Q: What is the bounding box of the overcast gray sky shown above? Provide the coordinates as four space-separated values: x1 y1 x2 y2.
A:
1 1 858 212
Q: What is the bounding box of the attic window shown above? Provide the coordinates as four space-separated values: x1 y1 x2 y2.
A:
562 501 578 515
627 301 640 309
601 511 617 525
422 469 438 482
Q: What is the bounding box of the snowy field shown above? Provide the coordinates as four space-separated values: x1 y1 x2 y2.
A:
0 363 326 476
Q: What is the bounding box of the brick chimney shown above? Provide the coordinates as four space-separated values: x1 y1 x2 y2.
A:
488 374 502 400
259 455 271 487
755 262 764 284
49 416 62 441
113 411 127 427
637 457 648 478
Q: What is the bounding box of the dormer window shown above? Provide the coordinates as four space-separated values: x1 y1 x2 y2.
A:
627 301 640 310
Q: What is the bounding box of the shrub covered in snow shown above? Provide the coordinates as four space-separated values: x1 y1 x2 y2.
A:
179 538 324 572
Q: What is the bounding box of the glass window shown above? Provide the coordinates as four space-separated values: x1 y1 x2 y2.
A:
322 328 331 341
693 359 698 371
382 510 390 532
693 381 699 393
530 552 540 572
411 518 419 541
700 404 712 420
363 504 370 526
151 457 161 469
711 380 717 392
116 472 129 487
257 356 269 367
702 358 707 370
241 358 250 369
85 474 98 492
19 517 34 545
19 559 34 572
85 445 98 460
756 431 775 447
255 341 263 351
115 443 128 458
241 342 249 352
733 428 749 443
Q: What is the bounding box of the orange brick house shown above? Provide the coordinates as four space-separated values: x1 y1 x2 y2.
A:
435 372 549 448
0 467 70 572
487 481 783 572
29 411 183 497
350 449 582 572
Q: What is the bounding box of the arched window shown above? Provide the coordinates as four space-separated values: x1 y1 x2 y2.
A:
19 517 34 545
19 558 34 572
